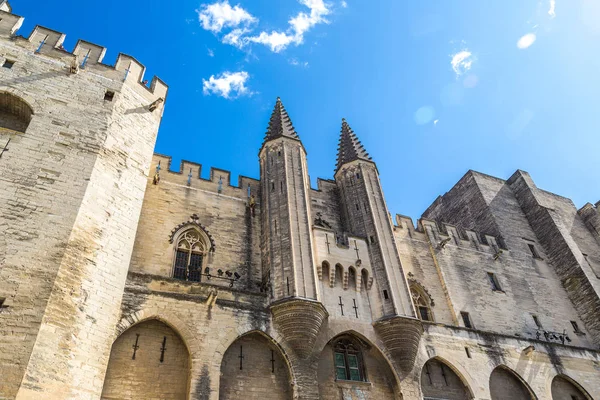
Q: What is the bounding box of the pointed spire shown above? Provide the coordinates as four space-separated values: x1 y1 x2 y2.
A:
264 97 300 143
335 118 372 172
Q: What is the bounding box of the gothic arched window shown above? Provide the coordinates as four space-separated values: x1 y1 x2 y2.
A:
411 284 434 322
333 339 366 382
173 229 209 282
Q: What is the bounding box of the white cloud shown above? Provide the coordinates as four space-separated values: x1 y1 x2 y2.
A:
450 50 474 77
433 119 439 125
248 31 297 52
202 71 252 99
223 28 252 48
341 1 348 8
197 1 256 33
207 48 215 57
517 33 536 49
289 58 309 67
548 0 556 18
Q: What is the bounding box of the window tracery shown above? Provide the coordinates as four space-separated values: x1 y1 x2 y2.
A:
173 228 209 282
410 283 434 322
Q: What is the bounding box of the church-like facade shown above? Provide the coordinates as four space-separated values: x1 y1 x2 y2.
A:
0 2 599 399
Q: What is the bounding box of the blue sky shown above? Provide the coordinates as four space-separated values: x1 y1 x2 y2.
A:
14 0 600 220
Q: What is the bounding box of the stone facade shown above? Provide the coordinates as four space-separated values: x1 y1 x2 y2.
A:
0 3 599 400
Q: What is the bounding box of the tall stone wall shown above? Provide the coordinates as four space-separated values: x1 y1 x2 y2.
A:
0 9 167 399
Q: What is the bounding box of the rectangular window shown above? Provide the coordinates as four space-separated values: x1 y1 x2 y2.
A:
356 172 361 179
465 347 471 358
383 290 389 300
188 253 203 282
532 315 542 329
2 59 14 69
334 352 346 380
370 236 376 244
571 321 582 334
419 306 430 321
173 250 188 280
347 354 360 381
461 311 473 329
487 272 502 291
528 243 541 259
104 90 115 101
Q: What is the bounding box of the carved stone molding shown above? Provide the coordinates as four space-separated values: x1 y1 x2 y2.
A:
270 298 329 359
373 315 423 373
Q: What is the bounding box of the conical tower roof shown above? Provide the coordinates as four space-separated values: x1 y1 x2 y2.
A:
335 118 372 172
264 97 300 143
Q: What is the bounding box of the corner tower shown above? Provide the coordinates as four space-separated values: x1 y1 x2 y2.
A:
259 98 327 358
335 119 422 372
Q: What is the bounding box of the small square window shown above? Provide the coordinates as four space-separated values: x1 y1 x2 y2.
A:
532 315 542 329
460 311 473 329
528 243 541 259
104 90 115 101
2 59 14 69
571 321 582 334
487 272 502 291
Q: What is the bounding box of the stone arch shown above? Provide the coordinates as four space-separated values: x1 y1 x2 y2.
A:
489 365 537 400
335 263 344 287
101 319 191 400
321 260 330 282
0 91 34 133
218 330 293 400
317 330 401 399
361 268 371 290
420 357 473 400
348 266 357 290
550 374 593 400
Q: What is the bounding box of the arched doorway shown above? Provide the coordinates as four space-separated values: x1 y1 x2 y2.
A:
489 366 535 400
317 333 399 400
421 358 471 400
0 92 33 133
219 332 292 400
101 319 190 400
551 375 592 400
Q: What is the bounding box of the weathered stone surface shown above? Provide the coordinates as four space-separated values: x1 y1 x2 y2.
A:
374 315 423 373
270 298 328 359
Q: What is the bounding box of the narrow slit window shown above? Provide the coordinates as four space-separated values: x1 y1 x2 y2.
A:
271 181 275 191
528 243 541 259
461 311 473 329
356 172 360 179
356 203 359 210
571 321 582 334
383 290 389 300
370 236 376 244
487 272 502 291
104 90 115 101
532 315 542 329
465 347 471 358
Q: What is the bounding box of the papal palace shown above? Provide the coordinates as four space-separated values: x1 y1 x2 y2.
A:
0 1 599 399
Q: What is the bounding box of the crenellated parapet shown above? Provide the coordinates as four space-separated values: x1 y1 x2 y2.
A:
0 10 167 101
395 214 508 255
578 201 600 240
150 153 261 201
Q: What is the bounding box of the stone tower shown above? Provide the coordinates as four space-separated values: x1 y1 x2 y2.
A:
0 4 167 399
334 119 422 371
259 98 327 359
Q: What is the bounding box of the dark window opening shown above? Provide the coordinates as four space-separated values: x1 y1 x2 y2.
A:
355 203 359 210
370 236 375 244
280 181 283 192
2 59 14 69
465 347 471 358
333 339 366 382
461 311 473 329
571 321 582 334
383 290 389 300
528 243 541 259
356 172 360 179
418 306 431 321
487 272 502 291
278 151 281 157
104 90 115 101
271 181 275 191
532 315 542 329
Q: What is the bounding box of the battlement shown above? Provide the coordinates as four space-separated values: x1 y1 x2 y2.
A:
151 154 260 200
0 8 167 99
395 214 508 251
